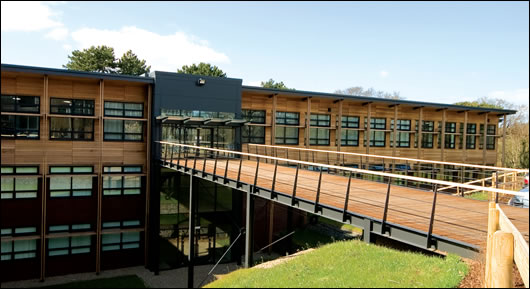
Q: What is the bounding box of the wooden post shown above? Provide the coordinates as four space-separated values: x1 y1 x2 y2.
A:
271 94 277 145
463 111 468 163
417 107 423 159
483 113 488 166
337 100 343 164
268 202 275 254
305 97 311 148
392 105 398 173
441 109 446 162
366 103 371 163
485 202 499 288
491 231 514 288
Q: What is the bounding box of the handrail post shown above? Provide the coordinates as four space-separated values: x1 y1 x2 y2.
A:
253 157 260 193
291 163 300 206
426 184 438 249
236 157 243 187
177 145 182 169
485 202 499 288
342 172 352 222
213 150 219 180
202 149 207 177
494 171 499 203
271 159 278 200
223 157 229 184
169 144 175 168
381 177 392 235
314 167 323 213
163 143 169 165
192 147 198 173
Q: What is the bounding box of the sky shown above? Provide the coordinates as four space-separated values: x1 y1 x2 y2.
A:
1 1 529 106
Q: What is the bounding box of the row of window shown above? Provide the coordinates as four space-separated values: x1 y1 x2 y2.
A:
1 166 143 200
241 110 497 149
1 95 145 141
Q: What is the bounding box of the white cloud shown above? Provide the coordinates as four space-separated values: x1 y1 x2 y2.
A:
45 27 69 40
244 81 262 87
1 1 63 32
62 44 72 50
70 26 230 72
380 70 389 77
488 88 529 105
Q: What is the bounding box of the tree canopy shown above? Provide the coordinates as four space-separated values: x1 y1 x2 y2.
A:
63 45 150 76
260 79 295 90
177 62 226 77
334 86 403 100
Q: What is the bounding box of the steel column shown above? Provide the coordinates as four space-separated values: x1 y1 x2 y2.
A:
244 188 254 268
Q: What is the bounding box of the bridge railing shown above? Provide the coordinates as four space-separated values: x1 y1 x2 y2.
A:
245 143 528 200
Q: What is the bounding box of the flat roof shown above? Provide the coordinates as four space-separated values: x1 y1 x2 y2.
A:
1 63 155 84
242 85 518 115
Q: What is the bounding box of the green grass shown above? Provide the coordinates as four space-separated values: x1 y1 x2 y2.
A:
39 275 147 288
317 216 363 234
206 240 468 288
464 191 490 201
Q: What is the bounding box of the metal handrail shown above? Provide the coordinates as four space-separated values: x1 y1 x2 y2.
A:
158 141 527 198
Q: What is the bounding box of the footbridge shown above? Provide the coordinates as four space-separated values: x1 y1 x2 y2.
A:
157 142 529 262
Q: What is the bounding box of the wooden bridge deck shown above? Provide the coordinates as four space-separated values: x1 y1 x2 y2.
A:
172 157 529 249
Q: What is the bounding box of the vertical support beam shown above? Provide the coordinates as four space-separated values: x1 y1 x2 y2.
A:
268 202 275 254
381 178 392 235
144 84 151 267
366 103 372 166
40 75 48 281
441 109 446 162
417 107 423 159
244 188 254 268
463 111 468 163
188 175 196 288
482 112 488 166
426 184 438 249
491 231 514 288
337 100 343 160
485 202 499 288
305 97 311 148
392 105 398 173
363 218 372 244
502 114 506 167
96 79 104 274
271 94 277 145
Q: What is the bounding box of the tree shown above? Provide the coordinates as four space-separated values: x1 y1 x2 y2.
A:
64 45 117 73
260 79 295 90
334 86 403 100
453 96 529 169
64 46 151 76
117 50 151 76
177 62 226 77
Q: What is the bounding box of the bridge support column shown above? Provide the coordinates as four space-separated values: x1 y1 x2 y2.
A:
245 187 255 268
188 175 197 288
363 218 372 244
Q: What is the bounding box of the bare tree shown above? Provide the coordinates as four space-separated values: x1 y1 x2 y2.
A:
334 86 403 100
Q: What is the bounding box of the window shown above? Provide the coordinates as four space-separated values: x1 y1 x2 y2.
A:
364 118 386 147
50 98 94 116
101 220 141 251
466 123 476 149
415 121 434 148
341 130 359 146
242 110 265 144
50 118 94 140
1 115 39 139
309 114 330 145
48 235 91 256
49 224 91 233
1 166 39 199
103 166 142 196
391 120 411 148
104 119 143 141
49 166 94 198
1 226 38 261
104 102 143 118
341 116 359 128
275 112 299 145
478 124 496 150
438 122 456 149
1 95 40 113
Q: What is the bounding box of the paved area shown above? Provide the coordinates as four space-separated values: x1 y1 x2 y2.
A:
1 263 241 288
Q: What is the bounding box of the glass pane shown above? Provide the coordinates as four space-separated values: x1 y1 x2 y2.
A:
15 227 36 234
15 167 38 174
124 121 142 133
72 247 90 254
123 220 140 227
71 236 90 247
104 167 122 173
72 190 91 197
48 250 68 256
72 176 92 190
104 119 123 133
50 117 72 139
124 189 140 195
15 178 38 191
50 177 71 190
1 167 14 174
1 115 16 137
102 222 120 228
123 176 140 188
15 252 36 259
124 111 143 117
14 239 36 251
72 224 91 230
50 167 71 173
124 103 143 110
1 95 16 111
123 232 140 242
50 191 70 197
73 166 93 173
123 243 139 249
1 193 13 199
123 166 142 173
1 229 13 236
49 225 69 232
49 238 69 249
1 241 12 253
102 245 120 251
17 96 39 113
103 189 121 195
105 102 123 110
1 178 14 191
103 176 122 189
102 233 120 244
16 192 37 199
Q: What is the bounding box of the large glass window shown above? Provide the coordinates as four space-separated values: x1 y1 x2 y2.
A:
1 95 40 113
438 122 456 149
104 102 143 118
49 166 93 198
391 119 411 148
1 166 39 199
1 239 37 261
309 114 330 145
415 120 434 148
101 220 141 251
310 114 330 127
341 116 360 128
364 118 386 147
50 98 94 116
103 166 143 196
104 119 143 141
242 110 265 144
50 118 94 140
479 124 497 150
48 235 91 256
275 112 299 145
465 123 476 149
341 130 359 146
1 115 39 139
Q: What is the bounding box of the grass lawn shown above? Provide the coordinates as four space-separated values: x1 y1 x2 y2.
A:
464 191 490 201
39 275 147 288
206 240 468 288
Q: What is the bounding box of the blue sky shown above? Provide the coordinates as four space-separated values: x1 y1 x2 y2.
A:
1 1 528 106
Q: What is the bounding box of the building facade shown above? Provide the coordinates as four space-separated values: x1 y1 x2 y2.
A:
1 64 516 282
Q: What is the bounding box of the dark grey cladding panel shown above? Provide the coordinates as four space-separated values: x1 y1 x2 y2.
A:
153 71 242 117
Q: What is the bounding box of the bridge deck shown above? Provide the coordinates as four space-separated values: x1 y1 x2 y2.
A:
171 158 529 249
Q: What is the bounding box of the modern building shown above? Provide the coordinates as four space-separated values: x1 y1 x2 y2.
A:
0 63 517 282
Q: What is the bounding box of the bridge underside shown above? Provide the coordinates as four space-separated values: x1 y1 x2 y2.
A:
159 157 529 259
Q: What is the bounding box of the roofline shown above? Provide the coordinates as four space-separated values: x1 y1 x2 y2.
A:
1 63 155 84
241 85 518 115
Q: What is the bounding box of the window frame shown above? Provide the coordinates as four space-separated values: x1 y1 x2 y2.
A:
1 95 40 114
103 119 144 142
50 98 95 116
104 101 144 118
1 115 40 140
49 117 94 141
